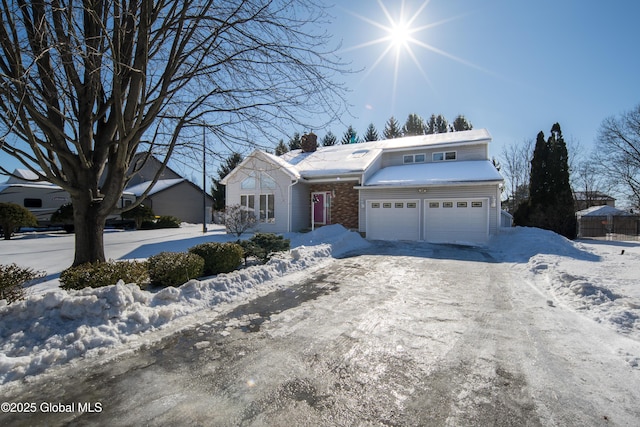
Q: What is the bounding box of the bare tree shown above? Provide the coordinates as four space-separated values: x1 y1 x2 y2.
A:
595 104 640 208
499 138 533 212
0 0 348 266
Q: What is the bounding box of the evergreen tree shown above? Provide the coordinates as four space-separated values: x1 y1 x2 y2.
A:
383 116 402 139
341 125 360 144
363 123 379 141
275 139 288 156
514 124 576 238
288 132 302 150
211 152 243 211
322 131 338 146
426 114 448 134
451 115 473 131
402 113 426 136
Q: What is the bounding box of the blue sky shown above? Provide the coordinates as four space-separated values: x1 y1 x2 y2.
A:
2 0 639 183
324 0 640 159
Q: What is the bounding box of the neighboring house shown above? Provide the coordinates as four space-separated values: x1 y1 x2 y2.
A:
576 205 639 238
221 129 504 245
574 191 615 211
125 154 213 224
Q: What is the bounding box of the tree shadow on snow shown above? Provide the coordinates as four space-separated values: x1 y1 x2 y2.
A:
118 233 242 260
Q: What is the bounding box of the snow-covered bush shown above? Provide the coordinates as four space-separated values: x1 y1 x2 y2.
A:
188 242 243 276
147 252 204 287
0 263 44 304
60 260 149 290
241 233 291 264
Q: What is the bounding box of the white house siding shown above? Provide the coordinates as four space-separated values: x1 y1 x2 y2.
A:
358 184 501 241
224 156 293 234
380 144 487 168
290 182 311 231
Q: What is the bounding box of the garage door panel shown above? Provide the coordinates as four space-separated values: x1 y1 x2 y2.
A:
367 200 419 241
424 199 488 244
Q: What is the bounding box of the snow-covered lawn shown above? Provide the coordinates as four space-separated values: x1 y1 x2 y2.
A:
0 224 638 387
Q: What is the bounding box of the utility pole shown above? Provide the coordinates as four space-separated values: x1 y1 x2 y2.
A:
202 124 207 233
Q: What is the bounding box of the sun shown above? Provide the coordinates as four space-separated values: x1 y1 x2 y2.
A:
341 0 487 107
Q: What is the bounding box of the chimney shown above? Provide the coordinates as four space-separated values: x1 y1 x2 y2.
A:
301 132 318 153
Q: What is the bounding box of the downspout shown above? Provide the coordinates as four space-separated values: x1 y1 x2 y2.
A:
288 179 298 233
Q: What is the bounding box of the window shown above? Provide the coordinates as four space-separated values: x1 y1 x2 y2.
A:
241 173 256 189
429 202 439 208
260 173 275 190
432 151 457 161
472 201 483 208
443 202 453 208
403 153 426 164
24 198 42 208
457 202 468 208
260 194 274 223
240 194 255 221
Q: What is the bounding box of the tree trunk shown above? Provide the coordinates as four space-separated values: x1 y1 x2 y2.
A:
72 197 107 266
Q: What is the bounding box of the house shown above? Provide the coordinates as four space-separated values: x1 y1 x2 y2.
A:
576 205 639 238
574 191 616 211
125 154 214 224
221 129 504 245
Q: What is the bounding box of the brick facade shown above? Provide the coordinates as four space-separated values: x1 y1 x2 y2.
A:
309 182 359 230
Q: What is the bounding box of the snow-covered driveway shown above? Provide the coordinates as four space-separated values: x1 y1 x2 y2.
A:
3 240 639 426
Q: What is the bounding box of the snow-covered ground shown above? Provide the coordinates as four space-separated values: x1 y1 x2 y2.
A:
0 224 638 387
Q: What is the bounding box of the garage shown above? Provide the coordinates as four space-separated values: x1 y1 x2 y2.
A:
424 198 489 244
366 199 420 241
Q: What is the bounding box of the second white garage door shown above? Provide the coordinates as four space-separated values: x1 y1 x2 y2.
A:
424 198 489 244
366 200 420 241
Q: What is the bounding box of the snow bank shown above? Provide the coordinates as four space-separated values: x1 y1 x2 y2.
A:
0 225 368 385
490 227 640 346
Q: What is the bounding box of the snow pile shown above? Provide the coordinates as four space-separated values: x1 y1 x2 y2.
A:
0 225 368 385
491 228 640 342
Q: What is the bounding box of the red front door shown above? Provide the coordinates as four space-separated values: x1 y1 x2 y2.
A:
312 192 330 225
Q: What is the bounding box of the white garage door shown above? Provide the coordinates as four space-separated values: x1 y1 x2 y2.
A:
366 200 420 241
424 198 489 244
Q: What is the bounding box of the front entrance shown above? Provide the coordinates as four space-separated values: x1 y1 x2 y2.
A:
312 192 331 226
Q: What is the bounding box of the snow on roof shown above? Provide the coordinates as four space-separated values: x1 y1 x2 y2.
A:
279 129 492 178
125 178 185 196
280 144 383 177
576 205 635 217
364 160 503 187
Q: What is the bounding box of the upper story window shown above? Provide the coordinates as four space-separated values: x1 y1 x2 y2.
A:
433 151 457 161
403 153 426 164
241 172 276 190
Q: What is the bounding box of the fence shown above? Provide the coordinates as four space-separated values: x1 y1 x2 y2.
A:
577 215 640 241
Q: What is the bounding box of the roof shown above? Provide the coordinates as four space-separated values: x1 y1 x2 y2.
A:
363 160 503 187
125 179 185 197
576 205 635 217
279 129 492 179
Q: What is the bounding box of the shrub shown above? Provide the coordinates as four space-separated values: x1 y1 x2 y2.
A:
147 252 204 287
225 204 257 237
245 233 290 264
0 202 38 240
60 260 149 291
154 215 181 228
0 263 45 304
121 204 155 229
188 242 243 276
50 203 74 225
